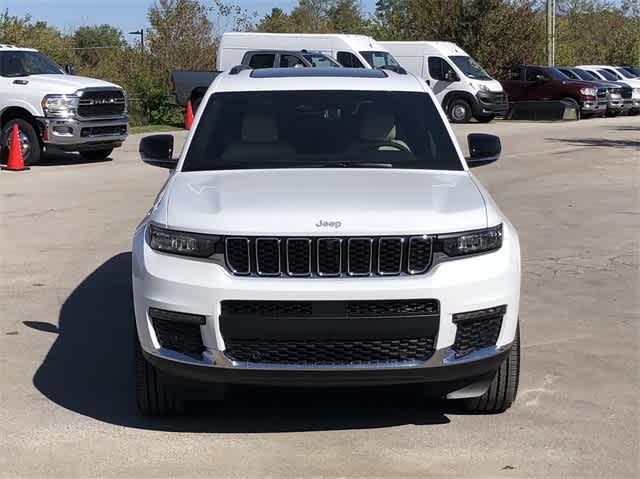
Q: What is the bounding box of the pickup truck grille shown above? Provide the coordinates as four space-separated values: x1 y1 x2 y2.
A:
621 85 632 99
224 236 433 277
596 88 607 99
78 89 126 117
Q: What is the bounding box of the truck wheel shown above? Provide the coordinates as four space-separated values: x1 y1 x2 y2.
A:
475 114 496 123
448 99 473 123
80 149 113 161
134 330 183 416
1 118 41 166
463 323 520 414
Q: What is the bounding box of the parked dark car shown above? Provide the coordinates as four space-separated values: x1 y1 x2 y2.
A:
557 67 626 116
501 65 608 118
171 50 341 111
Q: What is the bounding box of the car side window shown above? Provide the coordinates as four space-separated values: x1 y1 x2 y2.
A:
509 67 522 80
525 68 544 82
248 54 275 69
280 55 304 68
337 51 364 68
428 57 454 81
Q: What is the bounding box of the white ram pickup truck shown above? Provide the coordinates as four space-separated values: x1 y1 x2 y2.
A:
133 67 521 415
0 45 128 165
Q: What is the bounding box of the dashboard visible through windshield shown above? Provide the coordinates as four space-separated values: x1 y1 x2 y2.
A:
183 90 463 172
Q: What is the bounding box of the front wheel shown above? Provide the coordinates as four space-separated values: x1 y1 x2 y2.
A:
463 323 520 413
80 148 113 161
448 98 473 123
1 118 41 166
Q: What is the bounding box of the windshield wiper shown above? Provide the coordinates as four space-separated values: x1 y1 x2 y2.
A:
318 162 393 168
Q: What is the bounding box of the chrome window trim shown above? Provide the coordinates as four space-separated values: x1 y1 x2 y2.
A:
286 238 312 277
347 237 373 277
224 237 250 275
255 238 281 276
377 237 404 276
317 238 342 277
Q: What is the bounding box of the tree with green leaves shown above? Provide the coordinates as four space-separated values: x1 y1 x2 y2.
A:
73 25 126 68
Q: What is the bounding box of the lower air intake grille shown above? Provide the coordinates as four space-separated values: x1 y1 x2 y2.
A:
225 337 435 365
453 306 506 357
151 318 205 359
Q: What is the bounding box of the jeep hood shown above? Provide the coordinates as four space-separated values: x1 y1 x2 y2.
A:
162 169 488 236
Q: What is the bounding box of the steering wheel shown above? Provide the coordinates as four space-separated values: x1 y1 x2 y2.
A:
364 141 412 153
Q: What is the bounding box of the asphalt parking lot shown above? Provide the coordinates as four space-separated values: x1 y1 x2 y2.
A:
0 116 638 478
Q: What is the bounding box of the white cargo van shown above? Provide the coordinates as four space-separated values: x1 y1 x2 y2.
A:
217 33 400 72
379 41 508 123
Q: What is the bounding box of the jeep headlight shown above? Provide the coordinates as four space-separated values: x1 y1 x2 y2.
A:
437 224 503 257
148 224 220 258
41 94 79 118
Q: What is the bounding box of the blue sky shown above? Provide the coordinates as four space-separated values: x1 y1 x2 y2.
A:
3 1 378 34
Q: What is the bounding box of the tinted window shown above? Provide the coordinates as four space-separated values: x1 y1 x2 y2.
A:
248 54 275 69
525 68 545 82
428 57 454 81
509 67 522 80
597 69 619 81
303 53 341 68
573 68 598 81
337 52 364 68
279 55 304 68
557 68 579 80
449 56 490 80
0 51 62 77
359 51 399 69
183 91 462 172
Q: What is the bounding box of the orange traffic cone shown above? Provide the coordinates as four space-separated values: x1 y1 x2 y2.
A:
2 123 29 171
184 100 194 130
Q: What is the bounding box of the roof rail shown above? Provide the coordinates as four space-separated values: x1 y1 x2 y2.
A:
377 65 407 75
229 65 252 75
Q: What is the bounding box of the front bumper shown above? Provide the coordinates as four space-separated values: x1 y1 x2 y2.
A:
132 222 521 388
580 99 607 114
474 91 509 115
39 116 128 151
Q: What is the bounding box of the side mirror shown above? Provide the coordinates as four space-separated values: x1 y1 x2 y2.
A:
444 70 458 82
64 64 75 75
535 74 547 82
139 135 177 169
466 133 501 168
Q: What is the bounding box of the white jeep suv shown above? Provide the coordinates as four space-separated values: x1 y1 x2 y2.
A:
133 67 521 415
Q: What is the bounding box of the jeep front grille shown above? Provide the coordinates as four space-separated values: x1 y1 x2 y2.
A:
224 236 433 277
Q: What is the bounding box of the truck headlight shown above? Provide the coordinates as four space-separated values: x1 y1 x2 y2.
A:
579 87 597 97
633 88 640 99
41 94 79 118
437 224 502 257
148 224 220 258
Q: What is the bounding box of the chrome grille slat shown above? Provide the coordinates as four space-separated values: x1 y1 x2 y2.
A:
224 236 433 277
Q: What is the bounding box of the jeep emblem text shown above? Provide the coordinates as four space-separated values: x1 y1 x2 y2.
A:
316 219 342 228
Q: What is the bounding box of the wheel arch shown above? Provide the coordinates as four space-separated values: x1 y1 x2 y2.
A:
442 91 479 113
0 106 41 137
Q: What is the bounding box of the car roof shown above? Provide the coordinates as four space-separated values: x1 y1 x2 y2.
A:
211 67 426 93
0 44 38 52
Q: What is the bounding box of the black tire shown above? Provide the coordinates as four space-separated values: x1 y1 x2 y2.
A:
134 330 183 416
80 148 113 161
448 98 473 123
463 323 520 414
1 118 41 166
561 97 582 120
475 114 496 123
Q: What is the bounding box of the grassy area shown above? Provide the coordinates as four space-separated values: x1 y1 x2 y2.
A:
129 124 184 134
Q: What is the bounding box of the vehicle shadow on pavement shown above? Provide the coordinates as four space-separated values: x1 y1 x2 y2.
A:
545 137 640 149
36 152 113 167
29 253 451 432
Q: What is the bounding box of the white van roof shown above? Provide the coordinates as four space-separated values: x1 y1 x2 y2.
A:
221 32 386 52
379 41 469 57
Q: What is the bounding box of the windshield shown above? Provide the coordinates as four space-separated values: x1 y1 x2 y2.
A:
0 51 62 77
183 90 462 172
547 67 570 80
573 68 598 81
558 68 579 80
359 51 399 69
597 69 619 81
620 67 639 78
302 53 341 68
449 56 491 80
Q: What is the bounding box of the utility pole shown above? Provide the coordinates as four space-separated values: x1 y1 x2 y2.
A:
128 29 145 50
546 0 556 66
